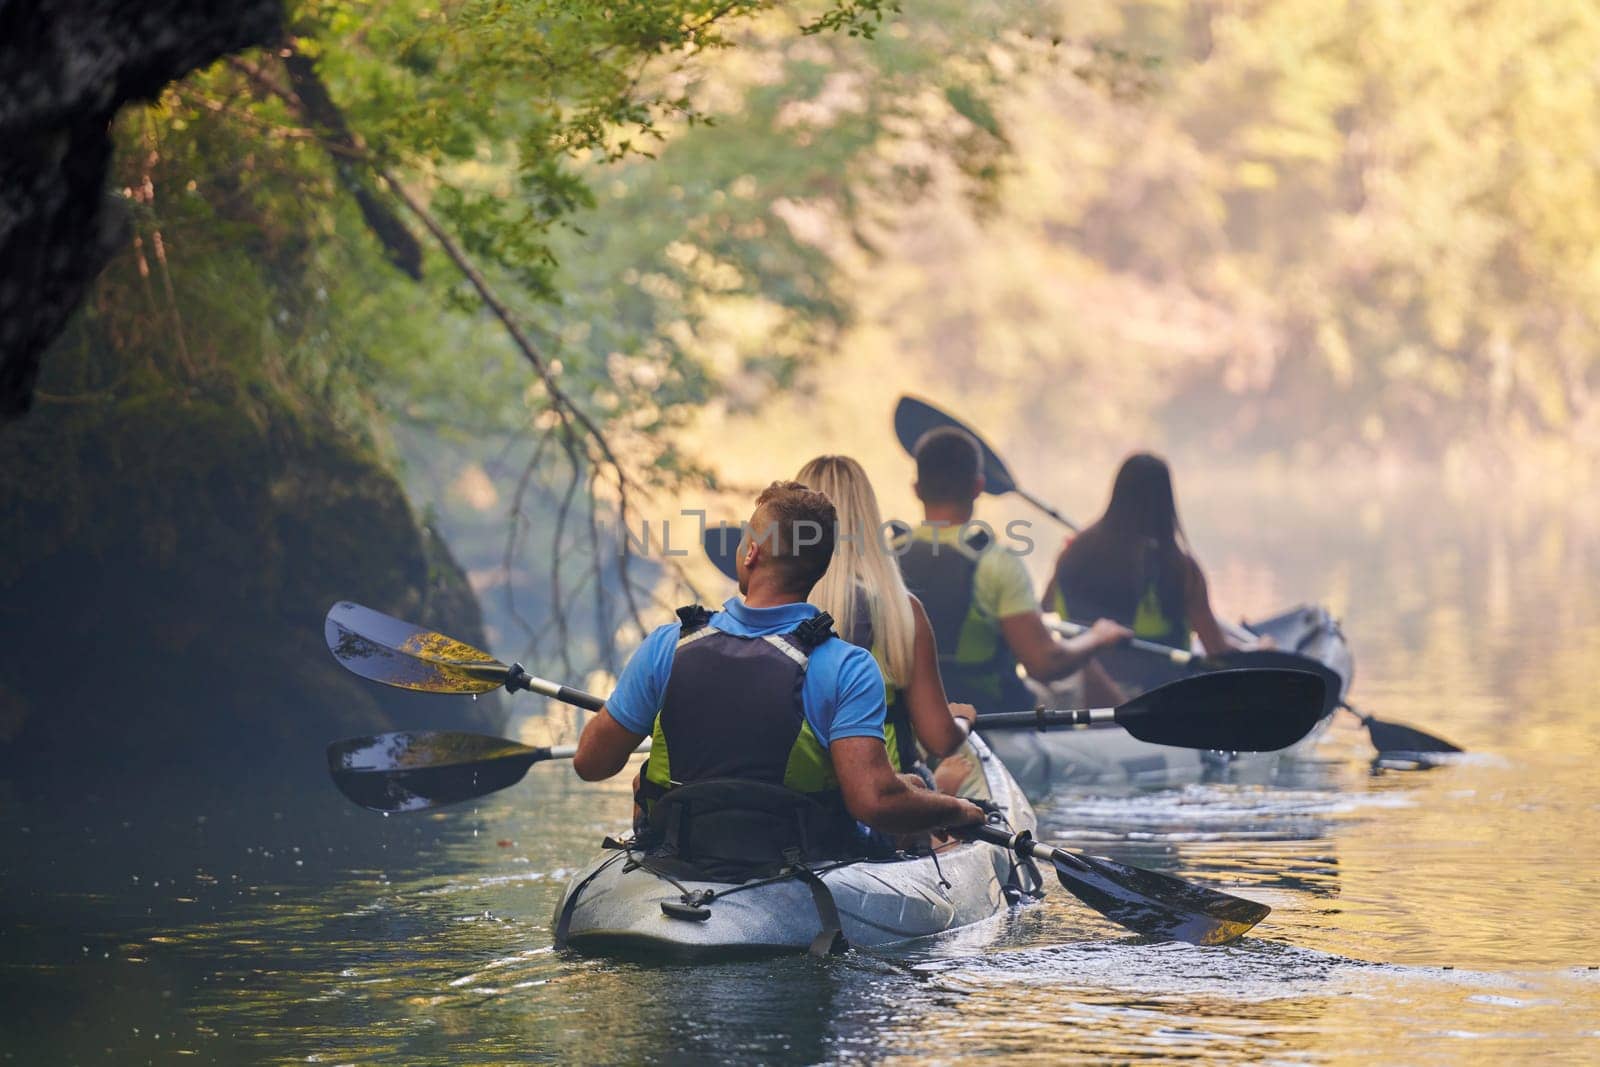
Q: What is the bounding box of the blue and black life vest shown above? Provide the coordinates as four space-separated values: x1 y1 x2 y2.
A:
633 606 863 869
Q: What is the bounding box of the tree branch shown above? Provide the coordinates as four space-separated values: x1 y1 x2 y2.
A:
273 44 425 280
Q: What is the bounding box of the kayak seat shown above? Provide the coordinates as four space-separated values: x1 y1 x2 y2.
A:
643 778 866 882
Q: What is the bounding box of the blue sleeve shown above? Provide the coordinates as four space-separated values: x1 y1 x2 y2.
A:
603 623 678 735
809 643 886 745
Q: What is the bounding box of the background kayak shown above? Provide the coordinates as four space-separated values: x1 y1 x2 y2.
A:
983 605 1353 797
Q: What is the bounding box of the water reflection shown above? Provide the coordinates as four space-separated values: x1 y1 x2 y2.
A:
5 490 1600 1062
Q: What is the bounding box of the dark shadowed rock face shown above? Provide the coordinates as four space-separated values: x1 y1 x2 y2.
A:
0 395 504 794
0 1 284 421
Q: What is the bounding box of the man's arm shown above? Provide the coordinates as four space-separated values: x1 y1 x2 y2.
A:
573 709 649 781
981 548 1129 683
824 642 982 833
830 737 985 834
1184 557 1275 656
571 622 673 781
1001 612 1130 683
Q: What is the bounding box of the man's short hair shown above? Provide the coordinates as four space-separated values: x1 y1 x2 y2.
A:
751 480 837 593
914 426 983 504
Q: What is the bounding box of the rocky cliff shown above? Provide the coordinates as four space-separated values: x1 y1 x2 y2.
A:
0 392 504 793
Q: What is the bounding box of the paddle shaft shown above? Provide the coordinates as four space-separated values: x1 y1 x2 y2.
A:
505 665 605 711
534 740 650 761
964 821 1088 871
1049 618 1202 665
1016 487 1080 533
975 706 1121 732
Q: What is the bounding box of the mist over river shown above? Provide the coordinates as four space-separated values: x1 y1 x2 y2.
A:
4 483 1598 1064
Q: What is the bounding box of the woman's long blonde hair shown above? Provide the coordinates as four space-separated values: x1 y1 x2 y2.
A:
796 454 915 687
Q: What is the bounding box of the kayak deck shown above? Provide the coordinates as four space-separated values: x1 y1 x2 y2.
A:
552 734 1036 959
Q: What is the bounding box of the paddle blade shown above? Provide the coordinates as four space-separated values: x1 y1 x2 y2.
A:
1361 714 1463 755
702 523 742 582
1116 668 1326 751
327 731 539 812
893 396 1017 496
1051 852 1269 945
325 601 509 694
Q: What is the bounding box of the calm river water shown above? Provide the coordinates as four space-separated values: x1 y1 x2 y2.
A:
4 485 1599 1064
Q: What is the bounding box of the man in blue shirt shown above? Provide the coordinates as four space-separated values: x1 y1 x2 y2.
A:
574 481 986 839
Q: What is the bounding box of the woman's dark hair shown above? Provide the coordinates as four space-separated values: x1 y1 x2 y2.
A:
1100 452 1184 547
1053 453 1189 626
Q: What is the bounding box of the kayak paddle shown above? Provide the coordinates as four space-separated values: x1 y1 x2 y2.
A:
893 395 1079 531
1049 618 1463 754
960 822 1267 944
328 732 647 813
973 668 1327 752
325 604 1282 945
327 669 1324 809
326 725 1269 943
325 600 603 710
1048 618 1345 716
1340 701 1462 755
330 601 1320 754
1207 650 1461 753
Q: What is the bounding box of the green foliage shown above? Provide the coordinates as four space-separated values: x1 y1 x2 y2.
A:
802 0 901 38
41 0 1063 669
65 1 1046 469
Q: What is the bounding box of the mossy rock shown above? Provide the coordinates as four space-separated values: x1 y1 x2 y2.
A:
0 394 504 791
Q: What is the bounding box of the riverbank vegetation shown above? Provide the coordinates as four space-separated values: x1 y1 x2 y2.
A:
8 1 1598 723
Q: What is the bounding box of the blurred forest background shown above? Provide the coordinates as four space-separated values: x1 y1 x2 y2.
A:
6 0 1600 757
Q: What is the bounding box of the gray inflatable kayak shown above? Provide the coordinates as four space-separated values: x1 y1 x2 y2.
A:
984 605 1355 797
552 734 1036 958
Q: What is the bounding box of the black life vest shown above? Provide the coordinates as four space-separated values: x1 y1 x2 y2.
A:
842 603 918 773
633 606 862 869
1054 538 1192 691
897 527 1037 715
1055 538 1190 650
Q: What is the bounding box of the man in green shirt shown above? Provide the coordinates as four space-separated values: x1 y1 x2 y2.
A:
897 427 1129 715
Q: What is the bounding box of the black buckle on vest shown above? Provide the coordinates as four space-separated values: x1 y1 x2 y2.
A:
790 611 835 650
676 604 712 635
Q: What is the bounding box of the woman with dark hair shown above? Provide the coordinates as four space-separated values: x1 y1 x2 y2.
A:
1051 453 1271 658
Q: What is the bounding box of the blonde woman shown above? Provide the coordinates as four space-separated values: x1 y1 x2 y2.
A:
795 455 974 775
